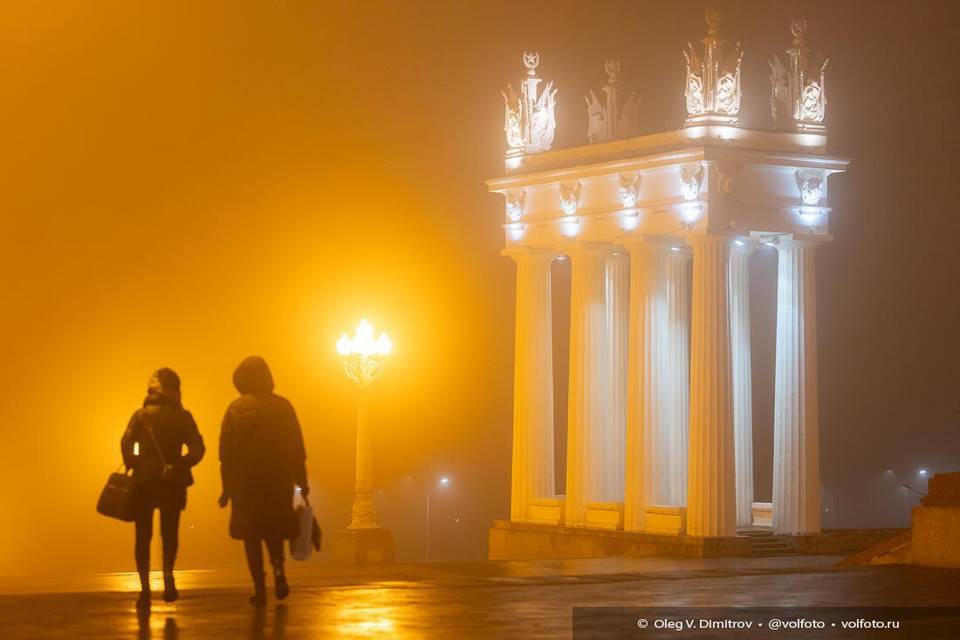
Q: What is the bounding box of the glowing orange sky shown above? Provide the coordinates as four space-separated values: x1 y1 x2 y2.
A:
1 1 958 576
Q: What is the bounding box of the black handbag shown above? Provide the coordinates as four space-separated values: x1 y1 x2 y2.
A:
96 466 138 522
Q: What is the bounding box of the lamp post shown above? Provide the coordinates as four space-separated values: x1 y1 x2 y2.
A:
333 318 396 563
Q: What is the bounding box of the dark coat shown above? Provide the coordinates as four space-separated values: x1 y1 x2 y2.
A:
220 357 308 540
121 392 205 511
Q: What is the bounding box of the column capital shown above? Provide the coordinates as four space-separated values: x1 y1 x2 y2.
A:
767 233 833 251
559 241 617 257
607 251 630 265
501 247 560 260
729 237 761 253
616 234 678 248
619 235 690 258
685 233 735 248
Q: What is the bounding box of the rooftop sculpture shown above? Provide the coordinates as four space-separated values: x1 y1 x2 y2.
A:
585 59 642 143
501 10 829 163
770 18 829 132
682 8 744 125
502 52 558 158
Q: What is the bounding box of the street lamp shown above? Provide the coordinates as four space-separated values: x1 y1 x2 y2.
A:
426 475 451 561
337 319 392 529
332 319 396 565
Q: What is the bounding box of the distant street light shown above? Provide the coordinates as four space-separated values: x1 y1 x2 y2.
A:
426 475 451 561
337 318 392 530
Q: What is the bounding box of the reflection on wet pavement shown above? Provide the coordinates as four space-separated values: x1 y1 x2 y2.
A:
1 557 959 638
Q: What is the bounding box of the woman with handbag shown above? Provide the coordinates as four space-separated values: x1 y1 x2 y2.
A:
121 367 205 608
218 356 309 606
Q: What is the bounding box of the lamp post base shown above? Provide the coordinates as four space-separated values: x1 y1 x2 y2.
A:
333 527 396 565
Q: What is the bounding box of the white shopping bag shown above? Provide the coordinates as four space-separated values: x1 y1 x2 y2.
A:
292 502 315 561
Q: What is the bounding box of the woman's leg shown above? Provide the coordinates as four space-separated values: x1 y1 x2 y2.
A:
159 507 181 574
159 508 181 601
243 538 267 605
265 538 289 599
265 537 284 572
134 507 154 593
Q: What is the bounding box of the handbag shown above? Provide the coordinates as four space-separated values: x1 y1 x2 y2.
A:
96 465 138 522
291 496 322 561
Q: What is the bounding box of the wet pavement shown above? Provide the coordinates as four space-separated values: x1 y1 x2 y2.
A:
1 556 959 638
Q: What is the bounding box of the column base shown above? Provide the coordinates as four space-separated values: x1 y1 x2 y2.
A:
333 527 396 565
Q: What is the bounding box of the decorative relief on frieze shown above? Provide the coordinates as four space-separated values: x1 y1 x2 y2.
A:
618 172 641 208
503 52 558 157
504 189 525 222
713 163 740 196
770 18 828 131
585 59 641 144
559 181 581 215
680 164 704 201
683 9 744 125
795 170 825 205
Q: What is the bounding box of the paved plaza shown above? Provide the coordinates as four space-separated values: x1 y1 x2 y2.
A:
2 556 959 638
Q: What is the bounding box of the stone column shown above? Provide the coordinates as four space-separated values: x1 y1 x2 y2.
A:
508 250 556 523
773 239 821 535
663 246 691 507
605 253 630 502
623 239 689 530
565 246 612 527
728 242 755 529
623 241 656 531
686 235 736 538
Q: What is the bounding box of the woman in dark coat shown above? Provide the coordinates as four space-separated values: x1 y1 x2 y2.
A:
218 356 309 605
121 367 205 608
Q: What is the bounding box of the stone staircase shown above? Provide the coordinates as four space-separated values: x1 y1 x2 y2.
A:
740 528 798 557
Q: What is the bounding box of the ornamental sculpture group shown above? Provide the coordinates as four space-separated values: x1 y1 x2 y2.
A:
489 9 848 552
502 11 827 158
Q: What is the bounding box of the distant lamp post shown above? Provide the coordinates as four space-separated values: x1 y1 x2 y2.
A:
426 475 451 561
333 319 396 564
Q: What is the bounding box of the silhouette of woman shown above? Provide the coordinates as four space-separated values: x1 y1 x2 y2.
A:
121 368 205 608
218 356 309 606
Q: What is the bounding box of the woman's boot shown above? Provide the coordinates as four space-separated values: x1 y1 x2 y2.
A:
274 566 289 600
136 571 151 609
162 572 179 603
249 572 267 606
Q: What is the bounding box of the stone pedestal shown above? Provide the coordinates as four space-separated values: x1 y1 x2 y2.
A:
489 520 750 560
333 528 396 565
911 471 960 568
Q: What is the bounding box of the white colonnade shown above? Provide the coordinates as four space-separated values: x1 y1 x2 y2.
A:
507 233 822 539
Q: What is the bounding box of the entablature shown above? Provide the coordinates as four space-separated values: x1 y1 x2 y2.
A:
489 129 849 252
